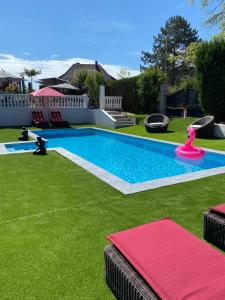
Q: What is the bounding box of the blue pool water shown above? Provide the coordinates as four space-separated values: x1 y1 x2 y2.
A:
5 128 225 184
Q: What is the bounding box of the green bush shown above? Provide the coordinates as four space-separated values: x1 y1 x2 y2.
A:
106 68 164 114
85 73 106 107
195 40 225 122
106 76 140 113
137 68 165 113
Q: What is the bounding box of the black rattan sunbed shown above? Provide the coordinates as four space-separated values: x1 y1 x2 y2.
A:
104 244 159 300
105 218 225 300
204 204 225 251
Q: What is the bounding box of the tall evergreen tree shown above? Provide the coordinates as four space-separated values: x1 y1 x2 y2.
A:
141 16 199 84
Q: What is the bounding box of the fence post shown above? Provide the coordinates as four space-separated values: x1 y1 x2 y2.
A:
99 85 105 110
159 83 168 114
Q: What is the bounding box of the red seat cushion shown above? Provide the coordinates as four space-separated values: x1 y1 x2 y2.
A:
37 111 45 122
32 111 39 123
51 111 62 122
210 203 225 216
56 111 63 121
107 218 225 300
51 111 57 121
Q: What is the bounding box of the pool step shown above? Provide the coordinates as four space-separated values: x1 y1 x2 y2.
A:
107 111 123 116
106 111 136 128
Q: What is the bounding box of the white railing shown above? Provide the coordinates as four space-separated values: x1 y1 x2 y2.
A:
104 96 122 110
48 95 89 109
0 94 89 109
30 96 45 108
0 94 31 108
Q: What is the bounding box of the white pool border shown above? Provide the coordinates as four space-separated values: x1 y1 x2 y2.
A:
1 127 225 194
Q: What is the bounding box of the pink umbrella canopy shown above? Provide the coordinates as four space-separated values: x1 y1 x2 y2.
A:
31 87 64 96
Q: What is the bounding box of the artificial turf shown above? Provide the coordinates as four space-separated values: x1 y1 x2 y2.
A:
0 118 225 299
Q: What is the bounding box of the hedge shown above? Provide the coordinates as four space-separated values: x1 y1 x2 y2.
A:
195 40 225 122
106 68 164 114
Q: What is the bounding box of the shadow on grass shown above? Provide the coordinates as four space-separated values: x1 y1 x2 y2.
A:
145 130 175 134
196 136 224 141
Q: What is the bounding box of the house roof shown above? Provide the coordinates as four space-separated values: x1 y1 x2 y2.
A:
50 83 80 91
37 77 68 86
0 70 21 82
59 61 116 82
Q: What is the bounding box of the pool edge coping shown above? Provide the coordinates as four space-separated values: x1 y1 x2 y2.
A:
1 127 225 194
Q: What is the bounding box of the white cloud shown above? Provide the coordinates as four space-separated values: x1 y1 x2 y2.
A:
49 54 59 59
22 52 30 56
0 53 16 60
0 54 140 82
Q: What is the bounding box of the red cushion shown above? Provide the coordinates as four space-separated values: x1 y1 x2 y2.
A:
56 111 63 121
51 111 61 122
51 111 57 121
210 203 225 216
107 218 225 300
37 111 44 122
32 111 38 123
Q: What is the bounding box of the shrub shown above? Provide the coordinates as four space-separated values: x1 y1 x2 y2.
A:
137 68 165 113
85 73 106 108
106 68 164 114
5 83 19 93
73 70 88 91
195 40 225 122
106 76 140 113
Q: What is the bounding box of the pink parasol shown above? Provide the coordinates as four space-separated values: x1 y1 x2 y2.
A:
31 87 64 96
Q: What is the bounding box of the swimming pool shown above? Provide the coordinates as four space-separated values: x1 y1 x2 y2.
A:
3 128 225 193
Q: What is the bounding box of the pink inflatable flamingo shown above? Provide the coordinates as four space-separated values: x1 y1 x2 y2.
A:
176 127 205 159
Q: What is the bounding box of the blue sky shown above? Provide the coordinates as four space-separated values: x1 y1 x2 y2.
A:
0 0 219 80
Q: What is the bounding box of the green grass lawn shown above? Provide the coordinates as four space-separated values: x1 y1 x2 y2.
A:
0 118 225 299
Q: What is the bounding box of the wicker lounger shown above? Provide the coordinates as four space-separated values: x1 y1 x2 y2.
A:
204 208 225 251
105 219 225 299
104 244 159 300
144 114 169 133
189 115 214 138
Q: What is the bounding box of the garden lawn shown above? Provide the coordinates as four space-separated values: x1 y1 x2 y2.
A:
117 116 225 151
0 118 225 299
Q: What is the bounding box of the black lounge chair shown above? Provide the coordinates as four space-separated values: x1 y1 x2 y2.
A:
189 115 214 138
204 204 225 251
144 113 169 133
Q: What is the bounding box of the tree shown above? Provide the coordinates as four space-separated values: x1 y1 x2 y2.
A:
195 39 225 122
117 67 131 79
169 41 201 70
137 68 165 113
73 70 88 91
20 68 41 92
84 73 106 107
141 16 199 84
190 0 225 32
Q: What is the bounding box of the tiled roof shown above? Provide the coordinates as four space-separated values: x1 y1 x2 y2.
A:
59 61 116 82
